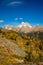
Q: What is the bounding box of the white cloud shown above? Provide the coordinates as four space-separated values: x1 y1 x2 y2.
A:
15 18 23 20
19 18 23 20
0 20 4 23
8 1 22 6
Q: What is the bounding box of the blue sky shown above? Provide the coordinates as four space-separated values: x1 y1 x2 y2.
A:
0 0 43 27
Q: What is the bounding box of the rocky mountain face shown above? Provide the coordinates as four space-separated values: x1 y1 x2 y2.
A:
18 22 32 33
30 25 43 32
3 22 43 33
3 22 32 33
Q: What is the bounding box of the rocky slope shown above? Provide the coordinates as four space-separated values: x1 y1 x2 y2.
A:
0 39 26 65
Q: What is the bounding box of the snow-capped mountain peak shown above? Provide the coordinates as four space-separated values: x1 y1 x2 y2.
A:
3 22 32 33
3 22 43 33
18 22 32 28
3 25 13 30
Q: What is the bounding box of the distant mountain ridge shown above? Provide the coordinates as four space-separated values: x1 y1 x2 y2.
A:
3 22 43 33
30 25 43 32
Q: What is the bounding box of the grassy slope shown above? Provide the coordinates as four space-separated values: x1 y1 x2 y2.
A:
0 28 43 64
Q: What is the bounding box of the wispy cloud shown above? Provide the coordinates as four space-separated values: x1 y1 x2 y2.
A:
15 18 18 20
0 20 4 23
19 18 23 20
15 18 23 21
8 1 22 6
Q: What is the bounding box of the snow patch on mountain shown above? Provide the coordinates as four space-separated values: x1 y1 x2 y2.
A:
18 22 32 28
